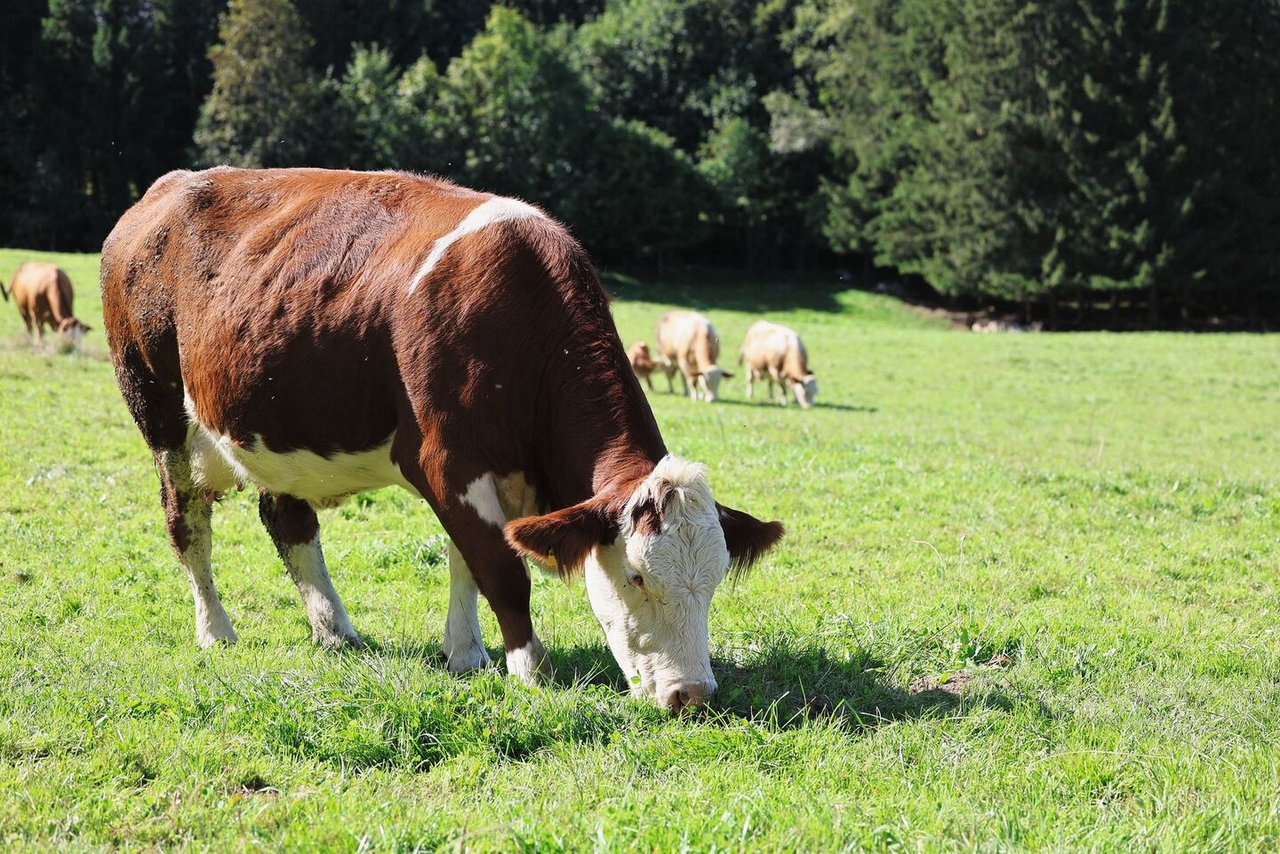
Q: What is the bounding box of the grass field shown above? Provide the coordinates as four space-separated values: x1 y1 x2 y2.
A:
1 247 1278 851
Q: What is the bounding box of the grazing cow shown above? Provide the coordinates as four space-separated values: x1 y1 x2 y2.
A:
101 167 783 713
654 310 733 402
8 262 92 344
627 340 660 390
739 320 818 408
971 319 1042 333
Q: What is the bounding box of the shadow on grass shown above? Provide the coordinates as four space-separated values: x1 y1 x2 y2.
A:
361 632 1017 734
0 332 108 361
547 641 1015 732
602 269 850 315
642 387 879 414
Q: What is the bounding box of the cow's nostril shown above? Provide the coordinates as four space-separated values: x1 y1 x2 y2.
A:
666 688 687 714
668 681 714 714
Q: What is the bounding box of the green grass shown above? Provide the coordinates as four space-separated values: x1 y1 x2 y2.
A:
1 247 1278 851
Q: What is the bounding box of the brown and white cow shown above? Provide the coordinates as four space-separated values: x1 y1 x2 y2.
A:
101 167 783 713
654 310 732 402
8 262 92 344
739 320 818 408
627 340 660 390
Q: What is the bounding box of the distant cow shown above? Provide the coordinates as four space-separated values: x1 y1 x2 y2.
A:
970 318 1043 334
654 310 733 402
739 320 818 408
7 262 91 344
101 167 782 713
627 340 660 390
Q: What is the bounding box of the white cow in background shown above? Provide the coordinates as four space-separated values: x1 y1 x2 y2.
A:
739 320 818 409
654 310 732 402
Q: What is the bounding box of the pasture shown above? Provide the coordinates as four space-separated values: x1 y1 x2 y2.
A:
1 247 1277 851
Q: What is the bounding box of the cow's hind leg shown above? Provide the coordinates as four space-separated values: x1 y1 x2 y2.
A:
156 448 238 647
258 492 362 649
443 541 491 672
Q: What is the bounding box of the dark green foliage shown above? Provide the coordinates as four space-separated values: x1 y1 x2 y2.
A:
430 8 710 262
193 0 320 168
793 0 1280 320
0 0 225 248
0 0 1276 322
573 0 790 151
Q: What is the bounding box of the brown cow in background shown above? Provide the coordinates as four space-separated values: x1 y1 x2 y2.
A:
7 262 91 344
627 340 660 390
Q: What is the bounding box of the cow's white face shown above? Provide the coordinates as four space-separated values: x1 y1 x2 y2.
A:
792 374 818 408
696 366 731 402
58 318 90 346
585 466 728 709
505 456 784 713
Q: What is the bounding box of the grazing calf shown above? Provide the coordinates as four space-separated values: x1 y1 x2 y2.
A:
654 310 733 402
739 320 818 408
8 262 91 344
627 340 660 390
101 167 783 713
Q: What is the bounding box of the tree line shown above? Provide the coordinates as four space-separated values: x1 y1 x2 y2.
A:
1 0 1277 325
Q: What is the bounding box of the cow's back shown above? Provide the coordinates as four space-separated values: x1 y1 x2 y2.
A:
101 167 618 465
10 262 54 309
780 333 809 380
739 320 777 371
656 310 718 368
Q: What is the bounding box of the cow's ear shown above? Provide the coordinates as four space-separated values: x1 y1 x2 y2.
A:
505 498 618 577
717 503 784 575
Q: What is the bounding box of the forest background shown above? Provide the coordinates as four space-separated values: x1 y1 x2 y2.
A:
1 0 1277 326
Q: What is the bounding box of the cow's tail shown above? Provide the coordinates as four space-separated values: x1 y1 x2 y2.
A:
0 275 8 302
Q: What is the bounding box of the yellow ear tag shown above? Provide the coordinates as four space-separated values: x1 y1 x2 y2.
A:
545 552 558 570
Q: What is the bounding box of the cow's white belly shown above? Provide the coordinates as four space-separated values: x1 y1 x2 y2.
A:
184 394 414 505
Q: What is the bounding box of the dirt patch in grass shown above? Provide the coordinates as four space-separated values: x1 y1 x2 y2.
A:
908 670 978 697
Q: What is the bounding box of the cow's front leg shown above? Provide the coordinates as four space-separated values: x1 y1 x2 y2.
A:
258 492 362 649
769 367 786 406
676 358 696 400
439 482 553 685
443 541 491 672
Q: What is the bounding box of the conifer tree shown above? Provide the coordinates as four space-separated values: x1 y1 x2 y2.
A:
194 0 319 167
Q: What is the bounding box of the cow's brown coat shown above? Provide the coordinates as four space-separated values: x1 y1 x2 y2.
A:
8 262 90 340
627 340 658 390
101 167 778 663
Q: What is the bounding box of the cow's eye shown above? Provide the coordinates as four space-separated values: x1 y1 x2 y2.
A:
627 572 645 588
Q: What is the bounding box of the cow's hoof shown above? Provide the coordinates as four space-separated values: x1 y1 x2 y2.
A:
506 637 553 686
196 628 238 648
446 644 492 674
314 629 365 651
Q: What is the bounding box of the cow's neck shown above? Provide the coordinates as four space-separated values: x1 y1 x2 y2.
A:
539 361 666 510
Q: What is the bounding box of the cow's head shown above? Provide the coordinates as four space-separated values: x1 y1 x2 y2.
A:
792 373 818 409
629 341 655 372
57 316 91 345
695 366 733 402
505 456 783 713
